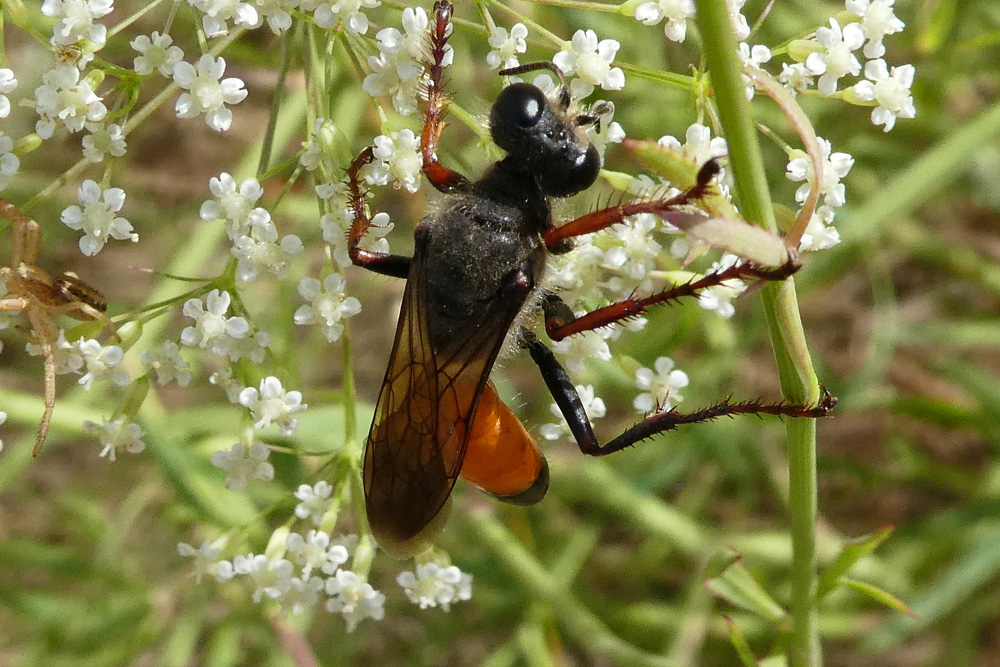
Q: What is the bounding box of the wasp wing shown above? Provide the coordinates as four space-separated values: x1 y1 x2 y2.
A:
363 249 528 556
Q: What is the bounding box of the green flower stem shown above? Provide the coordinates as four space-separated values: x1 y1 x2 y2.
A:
694 1 822 665
465 511 682 667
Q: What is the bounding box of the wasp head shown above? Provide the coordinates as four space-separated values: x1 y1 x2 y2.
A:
489 81 601 198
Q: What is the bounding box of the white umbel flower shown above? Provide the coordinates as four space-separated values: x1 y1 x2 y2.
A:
633 357 689 413
81 122 126 162
83 417 145 461
540 384 606 442
486 23 528 69
325 569 386 632
846 0 905 59
211 440 275 491
173 54 248 132
294 481 334 525
33 64 107 138
634 0 695 43
42 0 113 48
805 19 864 96
239 377 306 435
141 341 193 386
60 180 136 256
294 274 362 343
397 563 473 611
365 130 422 192
0 68 17 118
852 59 916 132
131 31 184 77
552 29 625 99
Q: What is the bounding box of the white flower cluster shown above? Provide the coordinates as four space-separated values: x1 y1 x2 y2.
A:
634 357 689 413
60 179 136 256
239 376 307 435
83 417 145 461
211 439 275 491
141 341 193 387
181 289 269 364
552 29 625 100
397 562 473 611
42 0 113 50
363 6 448 116
293 481 334 525
785 137 855 251
26 334 131 391
294 274 362 343
364 130 423 193
487 23 528 70
779 1 913 132
173 55 248 132
180 531 387 631
541 384 606 442
199 173 302 282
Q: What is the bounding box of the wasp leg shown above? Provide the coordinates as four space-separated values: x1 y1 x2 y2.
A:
523 332 836 457
345 147 412 279
421 0 470 194
543 160 723 249
542 256 800 341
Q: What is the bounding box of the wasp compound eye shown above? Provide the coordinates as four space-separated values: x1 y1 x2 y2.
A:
538 143 601 197
490 83 548 151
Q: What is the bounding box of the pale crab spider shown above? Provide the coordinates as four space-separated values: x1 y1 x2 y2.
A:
1 199 118 456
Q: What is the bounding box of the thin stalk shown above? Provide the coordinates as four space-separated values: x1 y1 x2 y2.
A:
258 24 296 177
693 1 823 666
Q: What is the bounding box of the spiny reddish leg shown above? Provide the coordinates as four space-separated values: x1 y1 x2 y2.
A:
421 0 470 194
524 333 837 457
544 258 801 341
544 160 722 249
345 147 411 278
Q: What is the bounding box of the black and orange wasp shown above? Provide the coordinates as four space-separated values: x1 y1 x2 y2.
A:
345 1 835 557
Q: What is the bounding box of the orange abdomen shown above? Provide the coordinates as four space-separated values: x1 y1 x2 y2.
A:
460 381 548 504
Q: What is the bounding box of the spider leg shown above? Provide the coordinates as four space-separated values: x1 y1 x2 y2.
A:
47 301 120 342
345 147 413 278
1 199 41 267
24 306 60 457
420 0 470 193
0 295 31 311
522 332 836 457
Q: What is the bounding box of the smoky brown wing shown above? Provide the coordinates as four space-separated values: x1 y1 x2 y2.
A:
363 251 525 556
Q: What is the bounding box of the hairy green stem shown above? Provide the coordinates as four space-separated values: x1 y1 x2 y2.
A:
694 1 822 665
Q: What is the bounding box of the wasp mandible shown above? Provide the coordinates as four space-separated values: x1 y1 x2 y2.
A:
345 1 836 557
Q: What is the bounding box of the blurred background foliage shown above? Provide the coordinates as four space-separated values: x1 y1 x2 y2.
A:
2 0 1000 665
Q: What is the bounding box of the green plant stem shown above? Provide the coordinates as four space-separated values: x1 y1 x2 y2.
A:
694 1 822 665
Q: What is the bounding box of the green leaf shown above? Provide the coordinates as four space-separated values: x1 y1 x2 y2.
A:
622 138 739 220
840 578 916 618
705 551 788 624
725 616 760 667
862 525 1000 652
816 526 893 599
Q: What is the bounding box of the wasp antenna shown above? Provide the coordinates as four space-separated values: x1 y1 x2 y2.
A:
499 61 571 111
